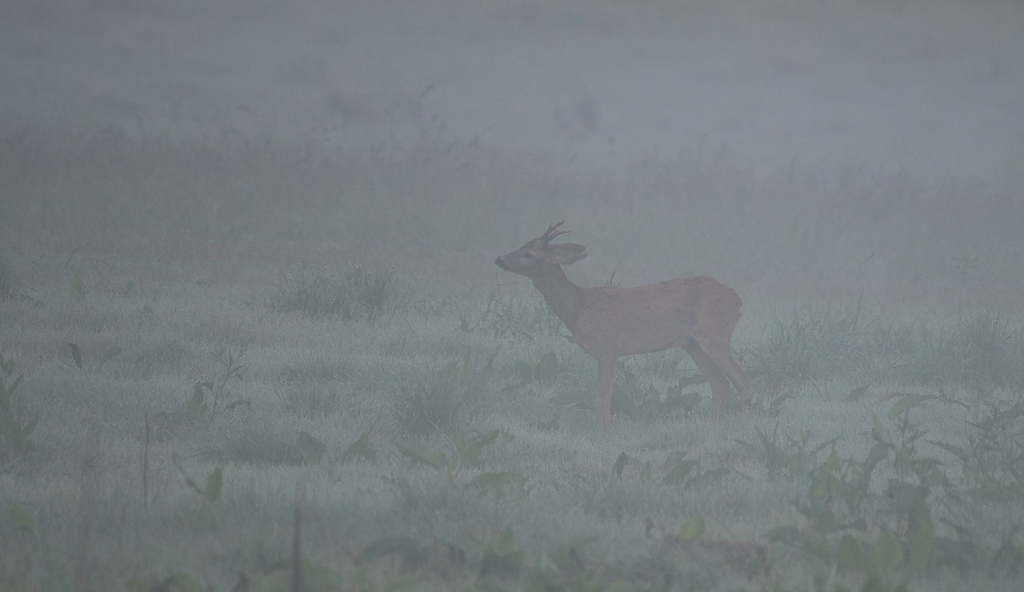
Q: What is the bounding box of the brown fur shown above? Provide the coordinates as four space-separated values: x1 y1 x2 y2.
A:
496 221 751 429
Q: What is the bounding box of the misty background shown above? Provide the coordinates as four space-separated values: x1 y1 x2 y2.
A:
2 0 1022 305
5 3 1024 588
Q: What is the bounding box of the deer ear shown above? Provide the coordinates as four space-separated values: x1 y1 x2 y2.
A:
549 244 587 265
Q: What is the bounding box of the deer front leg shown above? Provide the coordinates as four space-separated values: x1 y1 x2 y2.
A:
593 355 616 430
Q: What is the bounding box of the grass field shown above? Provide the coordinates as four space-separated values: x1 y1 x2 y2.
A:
2 120 1024 591
2 1 1024 589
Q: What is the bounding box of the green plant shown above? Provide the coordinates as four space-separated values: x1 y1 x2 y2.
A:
479 528 524 579
612 366 706 419
174 462 224 529
150 348 248 439
97 345 122 371
178 464 223 505
660 451 700 486
150 384 209 440
340 432 376 464
736 424 840 480
199 347 248 418
930 396 1024 502
0 355 37 463
610 450 730 490
396 428 520 488
763 394 997 585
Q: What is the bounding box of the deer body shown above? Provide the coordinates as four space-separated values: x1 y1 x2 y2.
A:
496 222 751 429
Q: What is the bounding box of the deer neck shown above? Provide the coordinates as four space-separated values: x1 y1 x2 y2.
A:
532 266 585 332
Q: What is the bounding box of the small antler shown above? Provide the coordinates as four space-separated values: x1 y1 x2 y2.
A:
539 220 571 244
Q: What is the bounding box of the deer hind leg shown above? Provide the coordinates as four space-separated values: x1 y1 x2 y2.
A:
593 356 616 430
694 337 751 412
723 355 751 409
684 343 732 416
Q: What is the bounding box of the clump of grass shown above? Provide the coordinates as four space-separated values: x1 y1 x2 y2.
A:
742 306 863 393
270 263 411 321
744 307 1024 393
901 311 1023 390
951 311 1021 389
393 348 498 435
866 318 923 381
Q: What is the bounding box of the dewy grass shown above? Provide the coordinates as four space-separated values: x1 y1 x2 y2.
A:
269 263 411 322
392 347 499 435
896 311 1024 391
3 246 1023 590
740 304 1024 396
951 311 1021 390
742 304 865 394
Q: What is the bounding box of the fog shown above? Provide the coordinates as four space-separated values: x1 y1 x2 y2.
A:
5 3 1024 588
2 0 1023 297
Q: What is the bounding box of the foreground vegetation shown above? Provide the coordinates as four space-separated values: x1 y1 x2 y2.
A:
0 244 1022 591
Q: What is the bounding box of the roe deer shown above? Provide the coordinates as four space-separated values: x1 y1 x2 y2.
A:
496 221 751 430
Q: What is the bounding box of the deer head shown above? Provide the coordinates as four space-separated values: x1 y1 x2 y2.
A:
495 221 587 277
